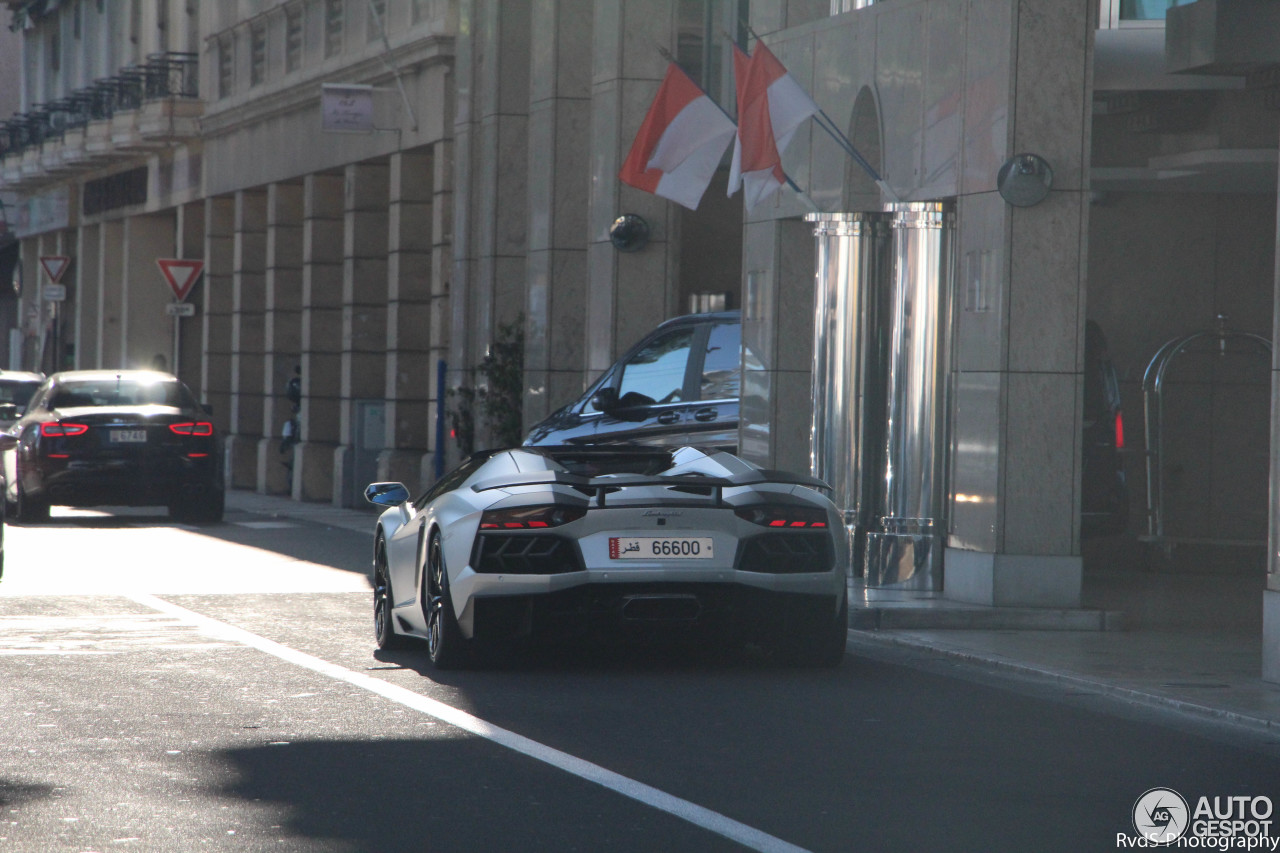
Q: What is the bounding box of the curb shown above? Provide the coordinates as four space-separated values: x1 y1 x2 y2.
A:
846 630 1280 735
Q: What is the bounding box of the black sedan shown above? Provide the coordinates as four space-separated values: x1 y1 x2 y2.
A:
4 370 224 523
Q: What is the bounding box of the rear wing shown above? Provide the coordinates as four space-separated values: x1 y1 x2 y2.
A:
471 468 830 507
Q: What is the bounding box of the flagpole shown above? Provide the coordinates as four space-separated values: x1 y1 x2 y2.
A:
736 23 900 203
657 43 818 212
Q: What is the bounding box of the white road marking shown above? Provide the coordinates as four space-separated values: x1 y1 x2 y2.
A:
232 521 299 530
128 593 811 853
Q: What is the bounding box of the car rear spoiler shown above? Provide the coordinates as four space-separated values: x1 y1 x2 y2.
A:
471 469 830 507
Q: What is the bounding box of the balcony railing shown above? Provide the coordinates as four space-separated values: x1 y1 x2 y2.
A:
0 52 199 160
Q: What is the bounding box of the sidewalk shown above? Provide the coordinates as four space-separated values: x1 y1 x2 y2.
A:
225 489 1280 732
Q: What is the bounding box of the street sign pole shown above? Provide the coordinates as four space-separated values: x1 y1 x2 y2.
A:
156 259 204 377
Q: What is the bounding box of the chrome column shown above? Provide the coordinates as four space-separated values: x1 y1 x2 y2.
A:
865 202 955 589
806 212 891 566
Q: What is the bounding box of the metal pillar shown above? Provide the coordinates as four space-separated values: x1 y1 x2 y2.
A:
864 202 956 589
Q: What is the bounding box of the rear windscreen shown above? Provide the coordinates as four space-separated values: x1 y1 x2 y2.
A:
544 451 674 478
52 379 196 409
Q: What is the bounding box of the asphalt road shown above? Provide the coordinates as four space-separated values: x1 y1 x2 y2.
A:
1 504 1278 852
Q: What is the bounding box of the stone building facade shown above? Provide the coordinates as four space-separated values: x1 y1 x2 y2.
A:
4 0 1280 681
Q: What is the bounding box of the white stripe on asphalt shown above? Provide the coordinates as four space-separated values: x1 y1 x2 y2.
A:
128 593 811 853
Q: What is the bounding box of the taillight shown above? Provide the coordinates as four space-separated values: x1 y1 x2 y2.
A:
40 422 89 437
170 421 214 436
479 505 587 530
1114 411 1124 451
734 505 828 528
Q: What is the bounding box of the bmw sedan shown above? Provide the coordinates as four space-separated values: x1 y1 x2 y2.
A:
366 445 849 669
5 370 225 523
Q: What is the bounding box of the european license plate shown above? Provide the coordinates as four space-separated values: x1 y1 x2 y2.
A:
109 429 147 443
609 537 714 560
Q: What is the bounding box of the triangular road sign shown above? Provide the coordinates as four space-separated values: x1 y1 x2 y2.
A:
39 256 71 283
156 258 204 301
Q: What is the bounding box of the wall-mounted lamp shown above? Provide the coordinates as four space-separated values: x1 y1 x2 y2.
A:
609 214 650 252
996 153 1053 207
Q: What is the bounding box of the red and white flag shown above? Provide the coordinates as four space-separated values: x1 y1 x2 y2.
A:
619 63 737 211
728 41 820 210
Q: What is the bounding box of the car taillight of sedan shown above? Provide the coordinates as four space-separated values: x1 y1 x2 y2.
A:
40 422 89 438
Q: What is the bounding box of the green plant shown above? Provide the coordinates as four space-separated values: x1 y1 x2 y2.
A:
450 315 524 453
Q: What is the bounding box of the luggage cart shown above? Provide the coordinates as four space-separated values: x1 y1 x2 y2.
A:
1140 314 1271 563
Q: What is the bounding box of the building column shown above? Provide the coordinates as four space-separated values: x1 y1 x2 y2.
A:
74 223 100 369
174 201 205 389
257 182 304 495
738 219 818 476
1263 128 1280 683
121 213 176 369
96 220 123 368
296 173 344 502
524 0 591 429
201 196 235 433
381 151 434 489
584 2 681 378
226 190 267 490
450 0 529 451
333 161 389 507
943 1 1094 607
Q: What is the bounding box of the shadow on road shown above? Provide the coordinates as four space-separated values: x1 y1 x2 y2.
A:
0 779 54 808
212 739 742 853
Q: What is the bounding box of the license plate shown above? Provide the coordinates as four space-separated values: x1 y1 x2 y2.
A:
109 429 147 443
609 537 714 560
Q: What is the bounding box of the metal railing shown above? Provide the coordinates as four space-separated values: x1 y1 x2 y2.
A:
0 52 199 160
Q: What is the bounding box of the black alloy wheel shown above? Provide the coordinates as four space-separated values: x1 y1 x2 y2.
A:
424 530 468 669
779 590 848 668
373 536 412 650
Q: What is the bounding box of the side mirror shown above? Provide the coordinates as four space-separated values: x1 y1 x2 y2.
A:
591 387 619 414
364 482 410 507
0 403 19 421
0 433 18 452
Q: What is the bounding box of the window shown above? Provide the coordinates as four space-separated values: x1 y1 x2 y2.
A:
367 0 387 43
615 328 695 407
1119 0 1194 20
250 23 267 86
1100 0 1197 27
412 0 433 25
285 5 304 72
700 323 741 401
324 0 344 58
217 37 233 99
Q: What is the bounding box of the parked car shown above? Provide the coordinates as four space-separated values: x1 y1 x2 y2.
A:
1081 320 1129 538
524 311 741 451
0 432 15 580
4 370 225 523
0 370 45 430
365 445 848 668
527 311 1130 539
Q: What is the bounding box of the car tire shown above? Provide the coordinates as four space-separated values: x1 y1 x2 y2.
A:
781 591 848 668
424 530 469 670
373 535 413 651
15 482 49 524
171 489 224 524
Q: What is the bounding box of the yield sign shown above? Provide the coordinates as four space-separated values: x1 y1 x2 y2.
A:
39 256 71 283
156 258 204 301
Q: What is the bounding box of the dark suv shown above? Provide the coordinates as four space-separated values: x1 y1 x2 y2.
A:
525 312 1128 539
524 312 741 451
